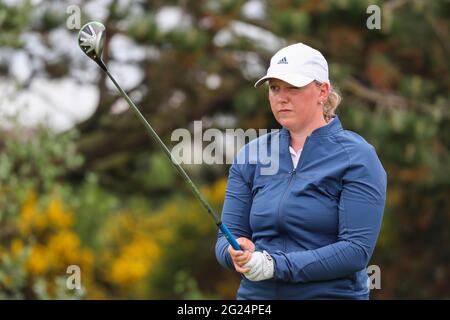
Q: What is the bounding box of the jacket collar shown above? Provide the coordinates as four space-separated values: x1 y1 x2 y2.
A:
280 116 343 139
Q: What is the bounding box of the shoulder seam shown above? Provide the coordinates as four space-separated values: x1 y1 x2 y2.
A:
331 134 351 168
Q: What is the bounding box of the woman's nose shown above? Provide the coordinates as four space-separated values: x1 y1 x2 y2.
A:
276 89 289 103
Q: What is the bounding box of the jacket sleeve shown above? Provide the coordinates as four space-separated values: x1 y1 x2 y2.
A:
271 145 387 283
215 160 254 271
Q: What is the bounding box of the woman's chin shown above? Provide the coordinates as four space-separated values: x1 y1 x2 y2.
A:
277 119 295 129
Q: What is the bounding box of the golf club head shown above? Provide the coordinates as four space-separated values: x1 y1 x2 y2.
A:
78 21 106 69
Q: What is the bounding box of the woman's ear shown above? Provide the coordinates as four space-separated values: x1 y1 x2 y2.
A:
319 82 330 102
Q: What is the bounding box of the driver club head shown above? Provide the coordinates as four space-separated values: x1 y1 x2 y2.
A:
78 21 106 68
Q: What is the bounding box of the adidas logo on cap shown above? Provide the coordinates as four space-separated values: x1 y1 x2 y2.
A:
277 57 288 64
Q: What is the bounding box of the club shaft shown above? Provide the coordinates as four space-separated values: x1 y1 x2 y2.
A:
103 68 241 250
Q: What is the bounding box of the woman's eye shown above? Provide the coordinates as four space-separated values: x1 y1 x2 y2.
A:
269 85 279 91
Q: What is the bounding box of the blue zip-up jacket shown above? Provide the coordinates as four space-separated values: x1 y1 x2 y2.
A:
215 116 387 299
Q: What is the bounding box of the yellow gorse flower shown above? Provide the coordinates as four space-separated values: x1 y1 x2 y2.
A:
17 192 93 284
26 231 94 276
18 192 74 236
109 235 160 285
12 177 227 298
47 198 74 229
10 239 24 257
26 244 50 275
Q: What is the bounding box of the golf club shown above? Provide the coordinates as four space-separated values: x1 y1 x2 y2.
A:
78 21 241 250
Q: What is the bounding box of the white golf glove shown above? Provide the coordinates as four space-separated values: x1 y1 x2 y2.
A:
242 250 274 281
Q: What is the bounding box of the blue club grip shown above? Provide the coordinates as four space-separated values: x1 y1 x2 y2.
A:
218 223 241 251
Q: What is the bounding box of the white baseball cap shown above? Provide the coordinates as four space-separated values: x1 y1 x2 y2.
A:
254 43 329 88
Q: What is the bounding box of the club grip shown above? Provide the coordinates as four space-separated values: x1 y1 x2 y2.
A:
218 223 241 251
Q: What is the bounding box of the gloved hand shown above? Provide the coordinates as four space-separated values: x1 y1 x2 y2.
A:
242 250 274 281
228 237 255 273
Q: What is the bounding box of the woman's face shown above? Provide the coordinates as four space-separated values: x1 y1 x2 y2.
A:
268 79 328 132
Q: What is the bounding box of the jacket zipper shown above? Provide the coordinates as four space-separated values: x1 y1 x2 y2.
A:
276 136 310 253
276 169 296 252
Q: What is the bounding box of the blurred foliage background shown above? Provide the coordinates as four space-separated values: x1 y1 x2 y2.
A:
0 0 449 299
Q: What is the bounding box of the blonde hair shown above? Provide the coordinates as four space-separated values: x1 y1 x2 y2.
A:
315 80 342 122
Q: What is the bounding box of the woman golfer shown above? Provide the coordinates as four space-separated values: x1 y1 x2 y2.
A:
215 43 387 299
